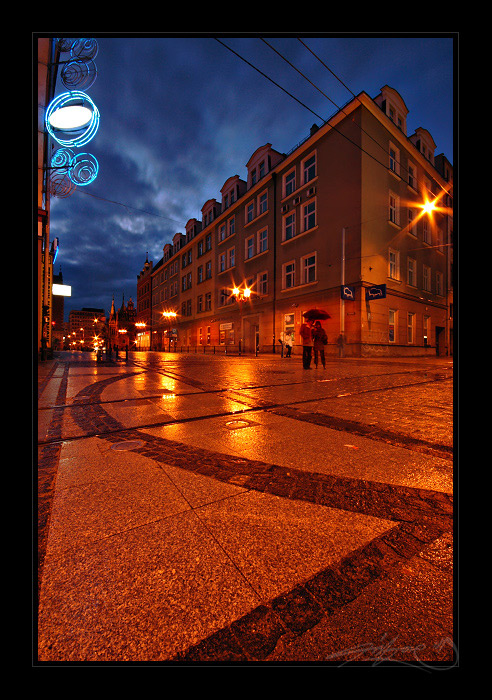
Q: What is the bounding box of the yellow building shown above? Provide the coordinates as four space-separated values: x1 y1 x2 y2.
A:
144 85 452 357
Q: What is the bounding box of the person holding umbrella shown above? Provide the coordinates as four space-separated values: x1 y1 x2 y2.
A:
301 309 331 370
300 318 313 369
312 320 327 369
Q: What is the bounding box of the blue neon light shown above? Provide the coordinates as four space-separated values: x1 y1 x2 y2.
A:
45 91 100 148
68 153 99 186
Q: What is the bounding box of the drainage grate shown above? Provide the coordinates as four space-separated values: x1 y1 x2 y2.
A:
110 440 145 451
225 419 256 430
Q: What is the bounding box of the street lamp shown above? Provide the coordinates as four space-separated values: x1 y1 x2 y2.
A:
232 285 251 354
135 321 146 351
162 311 177 352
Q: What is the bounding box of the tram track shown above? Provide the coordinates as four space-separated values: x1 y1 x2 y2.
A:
37 360 452 461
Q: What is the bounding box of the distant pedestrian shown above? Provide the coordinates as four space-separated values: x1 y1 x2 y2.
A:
300 320 313 369
284 331 293 358
336 333 345 358
312 321 327 369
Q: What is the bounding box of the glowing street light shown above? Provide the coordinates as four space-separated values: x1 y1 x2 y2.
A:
162 311 177 352
232 285 252 354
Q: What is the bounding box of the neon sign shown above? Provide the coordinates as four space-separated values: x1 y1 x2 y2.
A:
45 90 100 148
50 149 99 186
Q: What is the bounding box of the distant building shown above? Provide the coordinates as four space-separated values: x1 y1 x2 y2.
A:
139 85 453 357
68 307 106 350
108 295 136 349
136 254 153 349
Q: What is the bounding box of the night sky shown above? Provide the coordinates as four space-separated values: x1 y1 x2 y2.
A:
46 34 455 320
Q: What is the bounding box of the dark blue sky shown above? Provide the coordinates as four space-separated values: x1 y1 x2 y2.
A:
47 34 455 320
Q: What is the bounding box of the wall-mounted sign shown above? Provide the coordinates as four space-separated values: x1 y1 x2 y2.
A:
341 285 355 300
52 284 72 296
365 284 387 301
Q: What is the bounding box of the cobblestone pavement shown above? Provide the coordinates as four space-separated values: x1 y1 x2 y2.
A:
36 351 455 667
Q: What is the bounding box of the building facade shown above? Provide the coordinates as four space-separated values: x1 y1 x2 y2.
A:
37 38 60 359
137 85 453 357
108 296 136 350
68 307 106 350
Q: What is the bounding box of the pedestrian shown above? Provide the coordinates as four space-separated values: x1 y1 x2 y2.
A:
300 319 313 369
312 321 327 369
284 331 293 357
336 333 345 358
279 331 285 357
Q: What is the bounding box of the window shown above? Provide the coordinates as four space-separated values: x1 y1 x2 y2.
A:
303 153 316 183
436 271 443 296
258 191 268 215
227 247 235 269
302 200 316 231
407 312 415 344
408 162 417 190
205 293 211 311
388 249 399 279
197 240 204 257
408 208 417 236
228 216 235 236
389 142 400 175
197 295 203 313
258 271 268 295
301 253 316 284
258 228 268 253
407 258 416 287
388 309 396 343
389 191 400 225
423 316 430 346
197 265 203 283
423 217 431 244
284 169 296 197
245 235 255 260
206 260 212 279
283 212 296 241
219 287 233 306
246 202 254 223
218 223 226 242
219 252 226 273
205 233 212 251
423 264 431 291
283 261 295 289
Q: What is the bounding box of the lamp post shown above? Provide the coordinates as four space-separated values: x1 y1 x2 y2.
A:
162 311 177 352
232 285 251 355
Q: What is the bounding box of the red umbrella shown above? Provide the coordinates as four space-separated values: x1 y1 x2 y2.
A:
303 308 331 321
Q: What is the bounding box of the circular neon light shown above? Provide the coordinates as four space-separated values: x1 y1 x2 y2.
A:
69 153 99 186
46 91 100 147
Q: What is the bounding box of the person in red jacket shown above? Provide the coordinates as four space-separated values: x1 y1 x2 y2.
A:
300 319 313 369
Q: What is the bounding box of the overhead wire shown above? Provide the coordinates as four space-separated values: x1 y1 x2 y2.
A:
56 38 451 234
218 37 451 205
295 37 453 201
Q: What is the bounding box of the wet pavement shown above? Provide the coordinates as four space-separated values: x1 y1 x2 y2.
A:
36 350 455 667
